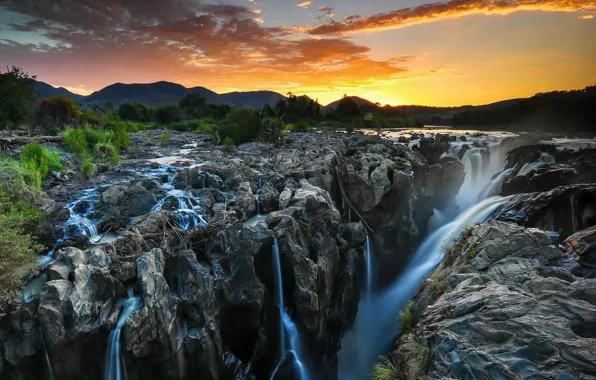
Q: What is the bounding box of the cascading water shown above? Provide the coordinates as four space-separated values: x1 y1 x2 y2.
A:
364 236 373 300
427 208 446 231
270 238 310 380
517 152 555 177
40 327 55 380
151 187 206 231
479 168 513 199
104 288 143 380
338 196 508 379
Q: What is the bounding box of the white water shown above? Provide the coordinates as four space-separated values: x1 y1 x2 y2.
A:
427 208 446 231
516 152 555 177
104 288 143 380
41 327 55 380
338 196 507 379
270 239 310 380
479 168 513 199
364 236 373 300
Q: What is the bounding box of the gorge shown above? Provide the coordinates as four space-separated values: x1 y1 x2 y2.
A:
1 127 596 380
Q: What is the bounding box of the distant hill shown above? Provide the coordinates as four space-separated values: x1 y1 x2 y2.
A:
34 82 85 102
35 81 286 109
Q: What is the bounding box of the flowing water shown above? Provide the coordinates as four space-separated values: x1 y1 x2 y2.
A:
270 238 310 380
40 327 55 380
339 132 514 379
104 288 143 380
517 152 556 177
364 236 373 300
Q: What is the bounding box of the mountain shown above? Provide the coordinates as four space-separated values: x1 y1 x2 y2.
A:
34 82 85 102
35 81 286 109
324 96 379 110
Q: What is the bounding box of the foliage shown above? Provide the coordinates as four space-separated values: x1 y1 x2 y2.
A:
258 116 286 146
468 244 478 260
194 118 216 134
223 136 235 150
94 143 119 165
179 93 206 112
290 120 312 132
118 103 138 121
371 356 399 380
428 272 452 298
394 333 429 379
336 95 361 119
275 92 321 123
81 156 95 178
218 107 261 144
20 142 62 179
346 121 355 134
61 127 88 157
0 158 44 300
112 123 130 150
398 301 414 334
38 95 78 124
160 132 172 145
0 66 38 129
154 104 181 124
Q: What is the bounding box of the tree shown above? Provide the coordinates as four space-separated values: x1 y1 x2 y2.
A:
0 67 38 129
154 104 181 124
38 95 78 124
179 93 206 112
118 103 138 121
336 95 360 119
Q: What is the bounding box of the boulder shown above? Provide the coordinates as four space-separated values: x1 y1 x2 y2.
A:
100 179 164 228
418 137 450 165
405 220 596 379
130 209 172 235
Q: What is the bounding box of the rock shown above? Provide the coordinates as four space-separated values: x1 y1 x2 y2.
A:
495 183 596 239
565 226 596 275
130 209 172 234
426 157 465 208
418 136 450 165
407 220 596 379
100 179 164 228
232 182 257 220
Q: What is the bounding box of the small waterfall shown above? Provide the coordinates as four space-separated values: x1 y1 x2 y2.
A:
151 189 206 231
517 152 556 177
256 191 261 216
427 208 446 231
270 239 310 380
479 168 513 199
364 236 373 300
338 196 508 379
104 289 143 380
201 173 207 189
40 328 55 380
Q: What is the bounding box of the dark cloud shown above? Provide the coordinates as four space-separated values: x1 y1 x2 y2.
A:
308 0 596 34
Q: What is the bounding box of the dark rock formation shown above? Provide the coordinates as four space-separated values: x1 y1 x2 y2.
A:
404 220 596 379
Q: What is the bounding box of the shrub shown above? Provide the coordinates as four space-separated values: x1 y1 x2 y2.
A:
223 136 234 150
218 107 261 144
61 127 88 157
112 123 129 150
371 356 399 380
428 272 452 298
194 119 216 135
94 143 119 165
81 156 95 178
398 301 414 334
393 333 429 379
468 244 478 260
291 120 312 132
154 105 181 124
20 142 62 178
346 122 355 134
160 132 172 145
38 95 78 124
0 158 44 300
0 66 38 129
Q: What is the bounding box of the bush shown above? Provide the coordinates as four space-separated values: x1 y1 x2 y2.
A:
112 123 129 150
371 356 399 380
291 120 312 132
160 132 172 145
194 119 216 134
154 105 181 124
38 95 78 124
346 122 355 134
223 136 234 150
218 107 261 144
94 143 119 165
0 67 38 129
61 127 88 157
81 156 95 178
20 142 62 178
398 301 414 334
118 103 137 121
0 158 44 300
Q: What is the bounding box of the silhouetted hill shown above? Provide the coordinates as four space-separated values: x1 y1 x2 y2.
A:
35 81 286 108
34 82 85 102
324 96 378 110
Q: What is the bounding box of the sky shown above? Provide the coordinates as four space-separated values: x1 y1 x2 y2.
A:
0 0 595 106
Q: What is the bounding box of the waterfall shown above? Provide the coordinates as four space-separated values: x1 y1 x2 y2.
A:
427 208 446 231
270 238 310 380
517 152 555 177
364 236 373 300
256 191 261 216
479 168 513 199
151 189 206 230
40 327 55 380
338 196 507 379
104 289 143 380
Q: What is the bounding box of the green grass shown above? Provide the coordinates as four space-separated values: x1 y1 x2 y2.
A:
223 136 234 150
112 123 129 150
20 142 62 178
0 158 45 300
81 156 95 178
160 132 172 145
94 143 119 165
468 245 478 260
398 301 414 334
61 127 88 157
371 356 399 380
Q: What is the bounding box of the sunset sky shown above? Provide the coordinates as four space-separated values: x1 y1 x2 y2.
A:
0 0 595 106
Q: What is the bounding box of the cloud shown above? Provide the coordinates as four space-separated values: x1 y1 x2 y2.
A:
308 0 596 34
579 14 594 19
0 0 410 100
317 6 334 18
297 1 313 9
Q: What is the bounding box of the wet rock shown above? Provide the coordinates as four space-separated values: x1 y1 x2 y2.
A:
495 183 596 238
565 226 596 275
418 137 450 165
425 157 465 208
409 220 596 379
131 209 172 235
100 179 165 228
